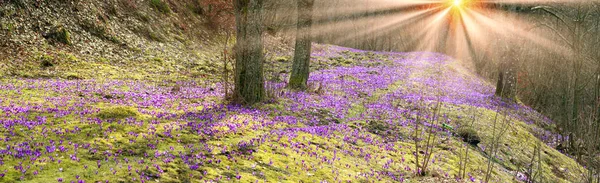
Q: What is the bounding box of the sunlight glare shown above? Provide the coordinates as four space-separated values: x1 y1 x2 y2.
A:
453 0 462 7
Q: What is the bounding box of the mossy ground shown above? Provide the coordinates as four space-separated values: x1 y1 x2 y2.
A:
0 45 587 183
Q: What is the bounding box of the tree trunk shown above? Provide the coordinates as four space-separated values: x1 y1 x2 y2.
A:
233 0 265 105
596 69 599 123
288 0 315 90
495 53 517 100
495 67 505 97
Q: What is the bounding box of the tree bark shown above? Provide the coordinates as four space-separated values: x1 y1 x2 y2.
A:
233 0 265 105
289 0 315 90
595 69 600 123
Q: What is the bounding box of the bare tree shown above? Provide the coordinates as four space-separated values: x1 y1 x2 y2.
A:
531 3 597 153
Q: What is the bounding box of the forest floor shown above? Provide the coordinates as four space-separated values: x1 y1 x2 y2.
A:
0 44 587 183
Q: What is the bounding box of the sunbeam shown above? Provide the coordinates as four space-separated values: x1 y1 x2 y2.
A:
305 0 593 60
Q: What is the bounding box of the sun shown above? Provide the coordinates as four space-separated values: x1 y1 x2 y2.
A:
453 0 463 8
450 0 480 9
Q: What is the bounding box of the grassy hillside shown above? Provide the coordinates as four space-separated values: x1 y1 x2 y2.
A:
0 1 588 182
0 43 587 182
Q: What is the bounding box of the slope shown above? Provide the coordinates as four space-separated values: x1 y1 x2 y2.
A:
0 43 587 182
0 0 291 82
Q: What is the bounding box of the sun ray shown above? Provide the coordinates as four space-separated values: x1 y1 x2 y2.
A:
331 7 445 46
302 0 597 63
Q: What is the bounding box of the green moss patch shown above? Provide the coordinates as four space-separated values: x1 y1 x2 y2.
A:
97 106 139 120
